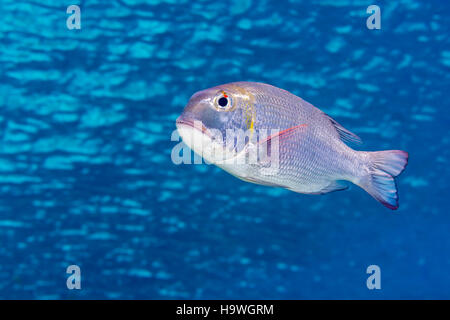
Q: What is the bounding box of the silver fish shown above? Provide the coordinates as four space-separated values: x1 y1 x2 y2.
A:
176 82 408 210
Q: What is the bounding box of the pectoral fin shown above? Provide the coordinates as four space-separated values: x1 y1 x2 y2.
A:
258 124 308 163
260 124 308 146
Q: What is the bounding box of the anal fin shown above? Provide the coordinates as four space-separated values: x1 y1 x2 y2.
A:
307 181 348 195
239 176 285 188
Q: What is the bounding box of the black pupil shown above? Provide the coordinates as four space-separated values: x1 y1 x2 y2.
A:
218 97 228 107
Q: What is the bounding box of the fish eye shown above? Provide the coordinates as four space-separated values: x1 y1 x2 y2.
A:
215 92 233 111
218 97 228 107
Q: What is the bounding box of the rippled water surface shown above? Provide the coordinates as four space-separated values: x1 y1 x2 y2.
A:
0 0 449 299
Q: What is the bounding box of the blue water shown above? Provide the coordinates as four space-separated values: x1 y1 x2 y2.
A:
0 0 449 299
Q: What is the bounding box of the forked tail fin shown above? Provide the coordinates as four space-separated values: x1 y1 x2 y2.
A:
358 150 409 210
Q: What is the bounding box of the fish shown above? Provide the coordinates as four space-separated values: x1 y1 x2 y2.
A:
176 82 409 210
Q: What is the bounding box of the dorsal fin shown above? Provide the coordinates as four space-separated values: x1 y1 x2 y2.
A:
323 112 362 145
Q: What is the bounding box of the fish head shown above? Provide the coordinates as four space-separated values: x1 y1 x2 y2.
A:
176 83 256 163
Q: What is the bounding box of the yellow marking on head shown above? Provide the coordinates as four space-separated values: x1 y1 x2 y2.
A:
245 107 254 131
221 84 256 137
239 88 256 137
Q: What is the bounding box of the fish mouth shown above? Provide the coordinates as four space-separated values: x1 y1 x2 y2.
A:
176 117 213 139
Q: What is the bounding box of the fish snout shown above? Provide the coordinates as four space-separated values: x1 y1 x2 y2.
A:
176 114 213 139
